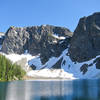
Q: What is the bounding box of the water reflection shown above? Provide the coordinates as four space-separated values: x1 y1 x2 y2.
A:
0 82 8 100
0 80 100 100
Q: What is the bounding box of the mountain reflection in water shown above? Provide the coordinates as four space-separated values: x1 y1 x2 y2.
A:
0 79 100 100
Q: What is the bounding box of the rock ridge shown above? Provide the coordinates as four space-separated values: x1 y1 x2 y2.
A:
1 25 72 64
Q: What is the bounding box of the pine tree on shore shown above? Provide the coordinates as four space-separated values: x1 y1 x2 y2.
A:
0 55 26 81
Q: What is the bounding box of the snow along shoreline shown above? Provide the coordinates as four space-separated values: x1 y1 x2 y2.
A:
0 52 76 80
27 69 76 80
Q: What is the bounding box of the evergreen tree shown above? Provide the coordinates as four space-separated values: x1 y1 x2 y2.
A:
0 55 26 81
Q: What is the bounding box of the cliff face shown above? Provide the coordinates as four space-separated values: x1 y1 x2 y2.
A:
1 25 72 64
69 12 100 62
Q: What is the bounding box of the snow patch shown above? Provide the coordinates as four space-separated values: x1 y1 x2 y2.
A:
28 57 42 69
61 50 100 79
27 69 75 79
4 54 34 63
24 50 28 54
59 40 64 44
52 33 65 40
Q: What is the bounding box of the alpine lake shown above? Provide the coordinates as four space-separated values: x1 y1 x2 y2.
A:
0 79 100 100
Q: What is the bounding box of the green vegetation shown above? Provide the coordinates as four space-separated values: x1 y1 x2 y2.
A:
0 55 26 81
48 33 53 37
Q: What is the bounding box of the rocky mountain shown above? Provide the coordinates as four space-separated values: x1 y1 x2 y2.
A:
1 25 72 64
69 12 100 63
1 12 100 79
26 12 100 79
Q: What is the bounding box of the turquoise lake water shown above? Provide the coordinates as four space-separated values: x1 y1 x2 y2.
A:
0 79 100 100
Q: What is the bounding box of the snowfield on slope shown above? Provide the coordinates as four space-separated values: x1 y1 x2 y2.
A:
1 47 100 79
28 48 100 79
61 52 100 79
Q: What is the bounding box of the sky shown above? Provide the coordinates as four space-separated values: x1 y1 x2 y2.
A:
0 0 100 32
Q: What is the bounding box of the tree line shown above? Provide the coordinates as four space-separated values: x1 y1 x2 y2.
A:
0 55 26 81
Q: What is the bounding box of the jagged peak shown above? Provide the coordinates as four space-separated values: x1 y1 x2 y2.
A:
8 25 72 32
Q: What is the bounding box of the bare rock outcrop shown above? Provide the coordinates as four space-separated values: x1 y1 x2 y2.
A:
69 12 100 62
2 25 72 64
